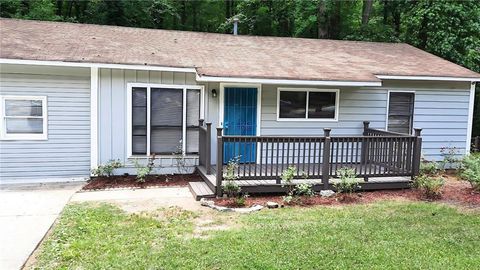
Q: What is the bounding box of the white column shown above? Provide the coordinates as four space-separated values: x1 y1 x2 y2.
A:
466 82 476 154
90 66 99 171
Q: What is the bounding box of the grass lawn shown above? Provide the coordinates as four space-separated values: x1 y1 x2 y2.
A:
33 201 480 269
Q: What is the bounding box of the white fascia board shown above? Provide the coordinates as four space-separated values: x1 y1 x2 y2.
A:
376 75 480 82
196 74 382 87
0 58 197 73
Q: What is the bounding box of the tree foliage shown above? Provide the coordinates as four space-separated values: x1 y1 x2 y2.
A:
1 0 479 135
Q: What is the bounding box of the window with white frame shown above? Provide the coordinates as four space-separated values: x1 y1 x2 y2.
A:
277 88 339 120
128 84 203 156
1 96 48 140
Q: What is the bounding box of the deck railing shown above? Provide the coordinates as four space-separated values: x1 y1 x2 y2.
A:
206 121 422 196
198 119 212 175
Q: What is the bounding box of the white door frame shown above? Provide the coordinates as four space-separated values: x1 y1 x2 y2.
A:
218 83 262 136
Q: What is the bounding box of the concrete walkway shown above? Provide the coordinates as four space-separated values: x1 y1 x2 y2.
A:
0 183 83 270
71 187 203 213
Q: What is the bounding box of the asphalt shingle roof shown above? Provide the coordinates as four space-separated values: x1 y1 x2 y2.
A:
1 18 479 82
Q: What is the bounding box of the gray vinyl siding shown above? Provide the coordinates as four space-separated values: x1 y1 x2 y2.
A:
0 64 91 183
98 68 201 174
259 81 471 161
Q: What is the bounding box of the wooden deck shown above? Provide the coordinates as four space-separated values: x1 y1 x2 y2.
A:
196 163 412 197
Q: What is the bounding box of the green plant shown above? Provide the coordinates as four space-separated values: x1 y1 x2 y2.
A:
415 174 445 199
281 165 297 200
133 154 156 183
172 140 189 174
295 183 315 197
334 167 361 194
458 153 480 191
223 156 242 198
420 160 439 176
234 194 248 207
91 159 123 177
439 146 460 170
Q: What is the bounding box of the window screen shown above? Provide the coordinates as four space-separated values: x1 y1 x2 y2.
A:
388 92 414 134
186 89 200 154
132 88 147 154
150 88 183 154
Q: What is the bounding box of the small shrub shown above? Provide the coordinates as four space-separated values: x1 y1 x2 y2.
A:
224 180 241 198
234 194 248 207
420 160 439 176
415 174 445 199
458 153 480 191
439 146 460 170
334 167 361 194
172 140 189 174
223 156 242 197
133 154 156 183
91 159 123 177
281 166 297 200
295 183 315 197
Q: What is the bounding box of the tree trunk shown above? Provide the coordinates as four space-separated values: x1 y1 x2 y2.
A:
328 1 342 39
362 0 374 27
181 0 187 30
317 0 327 38
56 0 63 16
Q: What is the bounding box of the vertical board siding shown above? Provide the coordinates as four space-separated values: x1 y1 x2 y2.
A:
98 69 201 173
259 83 471 161
0 64 91 182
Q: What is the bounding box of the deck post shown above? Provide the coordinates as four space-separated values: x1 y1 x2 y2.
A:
412 128 423 179
322 128 331 189
215 127 224 196
206 122 212 175
362 121 370 181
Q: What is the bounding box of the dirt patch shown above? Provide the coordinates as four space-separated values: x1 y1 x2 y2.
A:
82 173 202 191
214 177 479 209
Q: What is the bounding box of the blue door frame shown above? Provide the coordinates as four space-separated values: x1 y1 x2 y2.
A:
223 87 257 163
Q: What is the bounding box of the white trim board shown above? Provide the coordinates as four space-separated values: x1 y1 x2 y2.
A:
385 90 416 132
276 88 340 122
198 74 382 87
0 58 197 73
218 83 262 136
376 75 480 82
90 67 99 171
0 95 48 140
466 82 476 154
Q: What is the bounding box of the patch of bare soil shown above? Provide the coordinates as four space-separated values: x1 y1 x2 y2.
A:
214 176 480 209
82 173 202 190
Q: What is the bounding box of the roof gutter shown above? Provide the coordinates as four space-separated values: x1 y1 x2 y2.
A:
196 74 383 87
0 58 197 73
376 75 480 82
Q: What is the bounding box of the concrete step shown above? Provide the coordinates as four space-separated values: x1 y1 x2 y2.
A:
188 181 215 201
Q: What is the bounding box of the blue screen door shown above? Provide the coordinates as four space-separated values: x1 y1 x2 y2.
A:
223 87 257 163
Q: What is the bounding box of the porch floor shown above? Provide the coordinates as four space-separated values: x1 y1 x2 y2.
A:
196 163 412 199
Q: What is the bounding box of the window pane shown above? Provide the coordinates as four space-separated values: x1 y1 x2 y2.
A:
150 88 183 154
6 118 43 133
5 100 43 117
151 88 182 126
187 128 199 154
279 91 306 118
186 89 200 127
308 92 336 119
388 92 414 134
151 127 182 154
132 87 147 154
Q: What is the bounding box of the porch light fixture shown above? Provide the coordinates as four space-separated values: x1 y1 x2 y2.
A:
211 89 217 98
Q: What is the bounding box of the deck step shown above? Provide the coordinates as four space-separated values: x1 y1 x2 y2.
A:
188 181 215 201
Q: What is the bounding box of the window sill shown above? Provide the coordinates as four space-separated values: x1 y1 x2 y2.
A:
1 134 48 141
276 118 338 122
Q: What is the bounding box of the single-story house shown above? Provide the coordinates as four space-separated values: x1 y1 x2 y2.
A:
0 19 478 195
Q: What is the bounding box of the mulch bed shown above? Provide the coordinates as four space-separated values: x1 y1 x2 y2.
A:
82 173 202 191
214 176 480 209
